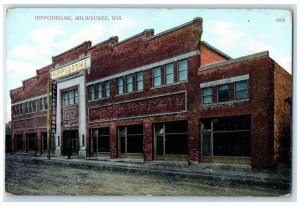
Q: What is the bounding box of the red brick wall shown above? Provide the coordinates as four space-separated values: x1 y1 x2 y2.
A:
273 63 292 164
200 44 228 66
86 18 202 82
199 55 276 168
11 65 51 103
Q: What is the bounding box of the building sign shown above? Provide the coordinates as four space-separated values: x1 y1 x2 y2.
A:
51 83 57 134
50 57 91 80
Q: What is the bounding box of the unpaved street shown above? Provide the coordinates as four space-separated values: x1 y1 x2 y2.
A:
5 158 289 196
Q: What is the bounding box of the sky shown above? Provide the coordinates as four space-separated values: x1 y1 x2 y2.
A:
4 8 293 123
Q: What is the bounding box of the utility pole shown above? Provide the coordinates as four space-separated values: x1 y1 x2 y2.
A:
46 77 51 160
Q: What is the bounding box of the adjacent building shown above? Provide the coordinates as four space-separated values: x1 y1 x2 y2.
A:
9 17 292 168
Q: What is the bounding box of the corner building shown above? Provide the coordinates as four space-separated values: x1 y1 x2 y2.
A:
10 17 291 168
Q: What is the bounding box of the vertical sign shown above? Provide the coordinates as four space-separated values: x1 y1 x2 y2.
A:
51 83 57 136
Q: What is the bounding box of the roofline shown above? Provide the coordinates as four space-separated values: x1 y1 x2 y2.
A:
89 17 203 50
201 41 232 60
150 17 202 40
52 41 92 59
199 51 269 71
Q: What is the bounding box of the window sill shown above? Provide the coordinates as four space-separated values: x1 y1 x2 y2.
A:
151 80 188 90
200 98 249 108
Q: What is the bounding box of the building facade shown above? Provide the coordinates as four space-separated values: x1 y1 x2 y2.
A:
9 17 292 168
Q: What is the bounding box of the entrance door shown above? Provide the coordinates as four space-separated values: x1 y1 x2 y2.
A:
63 130 79 156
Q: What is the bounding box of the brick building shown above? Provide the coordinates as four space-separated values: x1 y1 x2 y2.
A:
9 17 291 168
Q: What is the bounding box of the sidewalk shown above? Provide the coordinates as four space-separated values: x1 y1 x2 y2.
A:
5 153 291 189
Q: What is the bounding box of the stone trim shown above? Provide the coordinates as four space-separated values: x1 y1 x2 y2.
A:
199 51 269 71
200 74 249 88
86 50 200 86
11 94 48 106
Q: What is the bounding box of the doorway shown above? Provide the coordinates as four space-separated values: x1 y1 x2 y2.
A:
63 130 79 156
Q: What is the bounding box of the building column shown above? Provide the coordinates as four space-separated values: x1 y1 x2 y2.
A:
55 134 61 156
143 118 153 161
187 117 200 163
37 130 42 154
110 122 118 158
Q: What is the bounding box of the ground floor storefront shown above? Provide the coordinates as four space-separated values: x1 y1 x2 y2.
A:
11 114 275 168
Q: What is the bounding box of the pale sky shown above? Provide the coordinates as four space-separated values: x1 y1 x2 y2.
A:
5 8 293 123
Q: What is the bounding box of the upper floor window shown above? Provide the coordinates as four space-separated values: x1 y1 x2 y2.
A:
126 75 133 93
104 81 110 97
202 87 212 104
88 85 95 101
178 59 188 81
218 84 229 103
235 80 249 100
96 83 102 99
136 72 143 91
32 100 37 112
25 102 29 113
165 64 174 84
117 77 124 95
152 67 161 87
63 89 78 106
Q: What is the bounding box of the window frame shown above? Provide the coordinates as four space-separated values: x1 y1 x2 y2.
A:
165 63 174 84
217 84 230 103
202 87 213 105
152 67 162 87
178 59 188 82
234 80 249 100
136 72 144 91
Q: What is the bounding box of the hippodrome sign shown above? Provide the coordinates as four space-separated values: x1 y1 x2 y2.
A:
50 57 91 80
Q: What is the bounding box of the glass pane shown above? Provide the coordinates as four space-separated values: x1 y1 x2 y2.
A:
203 96 212 104
119 127 126 136
213 131 251 156
105 81 110 97
178 70 187 81
218 84 229 102
96 83 102 98
153 67 161 78
236 91 248 100
212 115 251 131
120 137 125 153
156 135 164 155
127 135 143 153
165 65 174 84
202 132 211 156
165 134 187 155
137 72 143 81
165 121 187 134
235 80 248 91
98 134 110 153
137 81 143 90
68 90 74 105
153 77 161 87
127 125 143 135
178 60 187 81
155 123 164 134
202 87 212 96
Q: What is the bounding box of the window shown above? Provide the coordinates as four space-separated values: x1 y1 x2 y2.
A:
88 85 95 101
218 84 229 102
136 72 143 91
96 83 102 99
29 101 32 113
152 67 161 87
119 125 143 155
235 80 249 100
40 98 44 111
104 81 110 97
20 103 24 114
63 89 78 106
32 100 37 112
16 105 19 115
165 64 174 84
68 90 74 105
178 59 188 81
25 102 29 113
117 77 124 95
63 92 68 106
74 90 78 104
92 127 110 154
44 97 48 109
202 87 212 104
126 75 133 93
